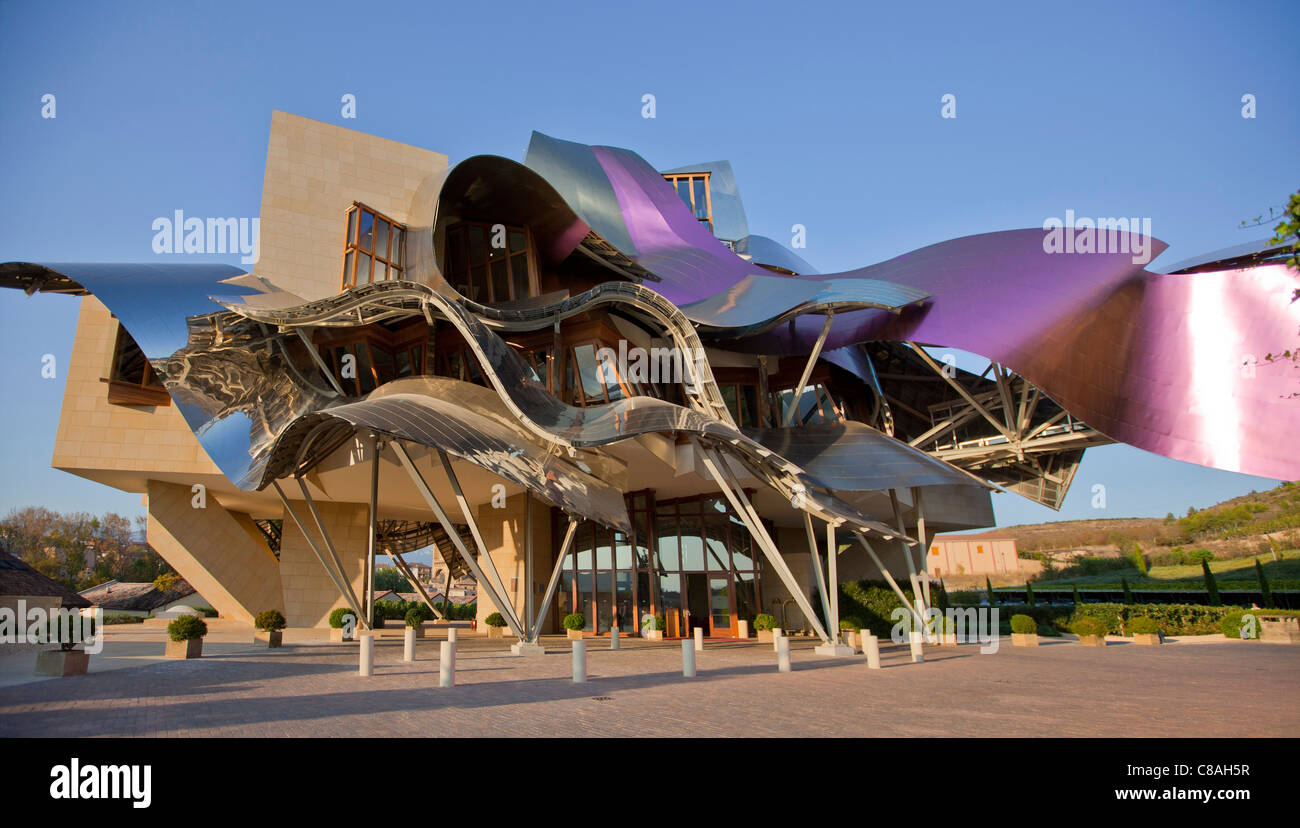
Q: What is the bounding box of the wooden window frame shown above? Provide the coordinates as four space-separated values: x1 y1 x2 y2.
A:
341 202 407 290
662 172 713 230
442 220 539 305
103 323 170 406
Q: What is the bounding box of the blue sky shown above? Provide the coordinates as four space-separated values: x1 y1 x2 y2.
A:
0 0 1296 530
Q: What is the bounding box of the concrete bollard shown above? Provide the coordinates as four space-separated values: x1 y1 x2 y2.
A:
403 627 416 662
776 634 791 673
447 627 457 644
610 625 620 650
694 626 704 652
572 640 587 683
909 630 924 663
772 627 783 652
359 633 374 676
738 619 750 640
862 632 881 669
439 640 455 687
681 639 696 677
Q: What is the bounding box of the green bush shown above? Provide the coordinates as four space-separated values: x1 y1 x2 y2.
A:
328 607 359 629
838 580 925 638
753 613 777 631
254 609 286 632
192 606 218 618
1010 614 1037 634
167 615 207 642
649 615 666 631
405 608 428 628
1220 609 1258 639
986 576 997 606
1128 616 1160 635
839 616 865 631
484 611 507 628
1070 616 1107 638
103 613 144 625
562 613 585 631
1186 548 1214 565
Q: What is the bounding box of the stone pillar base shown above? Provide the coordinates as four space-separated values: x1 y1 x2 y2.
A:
814 642 856 657
511 641 546 657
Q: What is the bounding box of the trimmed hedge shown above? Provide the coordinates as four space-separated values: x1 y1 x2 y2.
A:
753 613 777 631
1010 614 1037 634
167 615 207 642
484 612 507 628
329 607 359 629
562 613 585 631
1071 616 1107 637
1128 616 1160 635
837 581 924 638
254 609 286 632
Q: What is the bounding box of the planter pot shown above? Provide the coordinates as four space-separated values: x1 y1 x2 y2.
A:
165 638 203 659
485 626 506 638
330 627 358 642
36 649 89 677
566 629 584 640
407 626 425 639
757 629 775 643
372 618 386 629
254 630 283 648
643 629 664 640
1133 633 1161 646
1078 635 1106 647
1011 633 1039 647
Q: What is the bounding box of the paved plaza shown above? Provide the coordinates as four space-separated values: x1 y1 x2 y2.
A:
0 624 1296 738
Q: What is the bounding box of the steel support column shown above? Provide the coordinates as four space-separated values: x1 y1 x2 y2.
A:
782 312 834 427
272 480 369 629
366 432 380 629
803 512 833 635
391 442 527 641
530 518 579 644
434 450 522 635
692 438 831 643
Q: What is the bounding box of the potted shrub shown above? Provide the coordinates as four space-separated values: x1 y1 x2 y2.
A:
254 609 286 648
643 615 666 640
165 615 207 659
329 607 360 642
1129 615 1162 645
840 616 865 650
484 611 508 638
563 613 585 640
405 607 430 639
1071 615 1108 647
1010 613 1038 647
35 615 92 677
754 613 778 642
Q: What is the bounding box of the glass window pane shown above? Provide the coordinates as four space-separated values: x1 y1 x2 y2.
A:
658 573 681 611
693 177 708 220
395 349 412 377
675 177 692 209
596 572 612 632
356 344 376 394
705 518 729 572
371 346 394 385
615 572 634 632
469 264 487 302
734 571 758 623
376 219 390 260
391 228 403 267
573 344 604 401
721 384 739 424
511 254 530 300
508 229 526 253
347 210 357 245
655 515 679 569
614 532 633 569
343 251 354 286
376 262 388 282
740 385 758 427
577 572 594 631
595 531 612 570
358 210 375 252
710 578 730 626
358 252 372 283
490 258 509 302
468 224 485 265
445 227 463 277
679 515 703 570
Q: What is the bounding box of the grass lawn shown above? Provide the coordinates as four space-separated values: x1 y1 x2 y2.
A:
1013 549 1300 591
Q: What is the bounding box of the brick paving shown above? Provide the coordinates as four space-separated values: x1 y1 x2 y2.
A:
0 633 1296 737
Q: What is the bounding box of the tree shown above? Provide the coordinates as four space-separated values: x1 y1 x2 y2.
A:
1025 582 1035 607
1202 558 1221 606
1120 576 1132 604
985 576 996 606
374 568 413 593
1072 583 1083 607
1255 559 1275 609
1130 542 1149 576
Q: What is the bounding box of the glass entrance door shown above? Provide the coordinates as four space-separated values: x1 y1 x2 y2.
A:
708 577 735 637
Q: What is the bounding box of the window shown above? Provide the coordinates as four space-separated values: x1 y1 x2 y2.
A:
444 221 536 304
342 202 406 289
104 324 170 406
977 545 985 554
315 320 428 397
662 172 712 232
